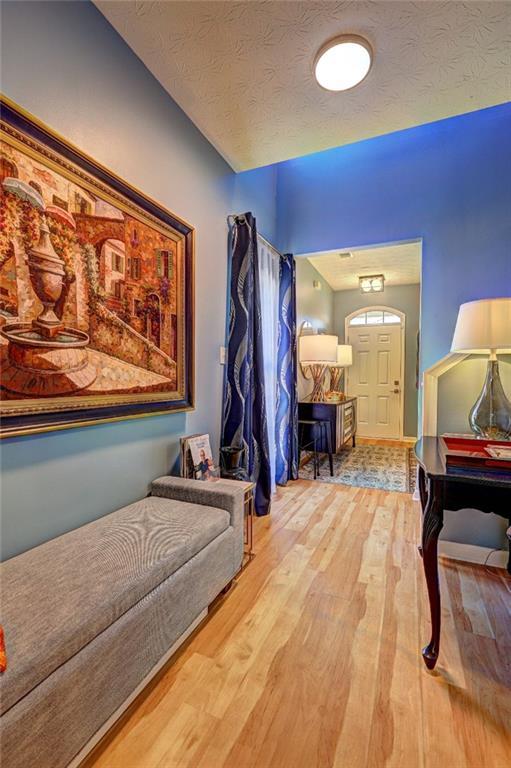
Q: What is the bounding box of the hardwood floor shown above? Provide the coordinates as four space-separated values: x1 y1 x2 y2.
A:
85 481 511 768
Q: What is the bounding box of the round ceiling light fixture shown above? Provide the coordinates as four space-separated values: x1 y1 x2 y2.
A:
314 35 372 92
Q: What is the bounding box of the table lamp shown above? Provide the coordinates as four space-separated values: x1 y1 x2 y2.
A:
329 344 353 396
299 334 338 402
451 297 511 439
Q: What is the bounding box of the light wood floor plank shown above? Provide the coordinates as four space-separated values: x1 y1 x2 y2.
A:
85 481 511 768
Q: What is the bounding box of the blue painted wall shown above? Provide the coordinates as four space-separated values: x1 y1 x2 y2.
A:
276 104 511 374
232 166 279 245
0 0 275 560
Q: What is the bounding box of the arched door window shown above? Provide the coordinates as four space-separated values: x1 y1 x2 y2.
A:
348 308 403 326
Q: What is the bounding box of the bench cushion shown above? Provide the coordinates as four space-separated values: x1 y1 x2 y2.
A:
0 496 229 715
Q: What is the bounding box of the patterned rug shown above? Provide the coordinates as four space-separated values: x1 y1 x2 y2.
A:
408 448 418 495
300 444 417 494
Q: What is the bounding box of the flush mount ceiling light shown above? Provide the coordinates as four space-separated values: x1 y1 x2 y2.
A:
359 274 385 293
314 35 373 92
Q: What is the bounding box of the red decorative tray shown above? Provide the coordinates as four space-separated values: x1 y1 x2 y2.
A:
441 434 511 472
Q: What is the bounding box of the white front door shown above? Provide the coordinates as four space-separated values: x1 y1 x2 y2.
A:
347 324 402 438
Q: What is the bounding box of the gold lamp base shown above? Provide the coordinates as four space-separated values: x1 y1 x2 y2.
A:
329 366 342 393
307 363 328 402
327 365 348 400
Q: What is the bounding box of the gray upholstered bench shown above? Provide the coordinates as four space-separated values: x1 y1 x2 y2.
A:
0 476 245 768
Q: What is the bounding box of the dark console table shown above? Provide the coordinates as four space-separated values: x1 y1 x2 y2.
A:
298 397 357 452
414 436 511 670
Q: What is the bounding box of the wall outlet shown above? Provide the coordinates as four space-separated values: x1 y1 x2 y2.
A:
219 346 227 365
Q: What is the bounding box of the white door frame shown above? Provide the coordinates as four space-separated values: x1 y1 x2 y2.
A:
345 306 406 440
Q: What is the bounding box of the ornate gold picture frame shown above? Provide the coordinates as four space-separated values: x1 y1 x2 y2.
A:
0 97 194 437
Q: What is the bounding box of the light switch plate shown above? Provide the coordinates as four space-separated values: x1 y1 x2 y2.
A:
220 346 227 365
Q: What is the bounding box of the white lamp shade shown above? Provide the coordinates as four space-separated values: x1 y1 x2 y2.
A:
336 344 353 366
451 298 511 353
299 334 338 364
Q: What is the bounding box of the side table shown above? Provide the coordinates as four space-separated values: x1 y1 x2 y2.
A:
211 477 255 566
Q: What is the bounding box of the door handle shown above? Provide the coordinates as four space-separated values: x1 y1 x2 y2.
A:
391 388 400 394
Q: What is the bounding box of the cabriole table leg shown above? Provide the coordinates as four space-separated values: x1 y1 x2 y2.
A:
421 477 444 669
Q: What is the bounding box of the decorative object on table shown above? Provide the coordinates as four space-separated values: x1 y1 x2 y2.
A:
441 434 511 474
328 344 353 398
220 444 247 481
300 443 414 492
299 333 338 402
485 445 511 460
415 436 511 671
0 97 194 438
451 297 511 439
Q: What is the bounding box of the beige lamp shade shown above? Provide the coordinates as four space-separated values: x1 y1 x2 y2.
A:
335 344 353 367
299 334 338 364
451 298 511 353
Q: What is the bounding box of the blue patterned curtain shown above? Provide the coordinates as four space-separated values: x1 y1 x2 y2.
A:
221 213 272 516
275 254 299 485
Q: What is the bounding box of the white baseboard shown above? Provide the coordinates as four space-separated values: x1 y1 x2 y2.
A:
68 608 208 768
438 541 508 570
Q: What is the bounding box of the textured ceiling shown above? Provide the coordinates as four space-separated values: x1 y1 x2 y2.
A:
96 1 511 171
306 241 421 291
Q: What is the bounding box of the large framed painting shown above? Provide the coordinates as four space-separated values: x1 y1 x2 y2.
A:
0 97 194 437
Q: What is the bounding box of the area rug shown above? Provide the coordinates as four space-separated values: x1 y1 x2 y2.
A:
300 444 417 493
408 448 418 495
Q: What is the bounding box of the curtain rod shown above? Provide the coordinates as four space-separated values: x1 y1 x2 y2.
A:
257 232 280 254
228 213 280 255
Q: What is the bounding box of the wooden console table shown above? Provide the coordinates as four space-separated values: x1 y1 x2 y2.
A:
414 437 511 670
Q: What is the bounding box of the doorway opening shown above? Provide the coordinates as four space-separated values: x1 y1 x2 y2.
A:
295 239 421 491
